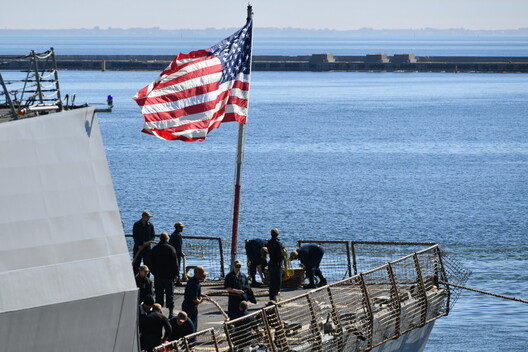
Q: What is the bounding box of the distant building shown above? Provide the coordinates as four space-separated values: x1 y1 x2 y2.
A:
391 54 417 64
365 54 389 63
309 53 336 64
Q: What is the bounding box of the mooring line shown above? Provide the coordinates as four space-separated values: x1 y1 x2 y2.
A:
440 281 528 304
203 296 230 320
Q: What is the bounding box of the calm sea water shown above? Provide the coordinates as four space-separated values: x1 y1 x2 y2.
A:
50 69 528 351
3 35 527 350
1 34 528 56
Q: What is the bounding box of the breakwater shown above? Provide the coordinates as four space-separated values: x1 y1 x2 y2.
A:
2 53 528 72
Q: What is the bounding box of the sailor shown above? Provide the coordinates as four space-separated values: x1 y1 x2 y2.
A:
168 311 196 342
150 232 179 318
182 266 207 330
224 259 250 319
232 301 255 340
140 303 172 352
290 244 327 289
266 228 286 302
135 265 153 304
244 238 268 286
138 295 155 346
132 211 156 275
169 222 186 287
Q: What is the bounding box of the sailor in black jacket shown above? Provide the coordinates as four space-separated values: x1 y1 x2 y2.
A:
140 303 171 352
290 244 327 289
132 211 156 274
245 238 268 286
266 228 285 302
150 232 179 317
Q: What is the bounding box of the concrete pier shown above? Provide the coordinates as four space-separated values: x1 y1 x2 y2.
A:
1 53 528 72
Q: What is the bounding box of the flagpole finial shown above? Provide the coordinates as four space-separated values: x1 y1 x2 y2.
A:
247 4 253 21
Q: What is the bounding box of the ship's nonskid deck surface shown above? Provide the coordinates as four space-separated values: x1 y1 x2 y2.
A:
153 243 470 352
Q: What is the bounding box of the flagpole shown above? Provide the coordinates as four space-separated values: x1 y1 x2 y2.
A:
230 4 253 266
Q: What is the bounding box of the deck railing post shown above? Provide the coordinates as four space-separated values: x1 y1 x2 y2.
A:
218 238 225 278
266 304 290 352
413 253 428 324
30 50 44 104
351 242 358 276
260 310 278 352
0 73 17 118
223 322 235 352
326 286 345 351
49 48 62 110
387 263 402 338
183 336 191 351
359 273 374 348
306 294 324 351
345 241 352 278
434 245 451 314
210 329 220 352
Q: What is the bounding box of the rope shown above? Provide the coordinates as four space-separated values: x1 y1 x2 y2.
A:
440 281 528 304
131 240 158 266
203 296 229 320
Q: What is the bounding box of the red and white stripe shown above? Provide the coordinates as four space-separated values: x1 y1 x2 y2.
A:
134 50 250 142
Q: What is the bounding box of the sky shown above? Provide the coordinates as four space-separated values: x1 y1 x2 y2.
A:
3 0 528 30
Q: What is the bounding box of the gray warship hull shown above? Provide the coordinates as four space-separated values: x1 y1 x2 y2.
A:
0 107 139 351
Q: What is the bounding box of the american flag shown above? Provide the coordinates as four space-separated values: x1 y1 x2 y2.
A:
134 19 252 142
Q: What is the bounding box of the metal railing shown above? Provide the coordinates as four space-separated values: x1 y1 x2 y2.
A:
297 240 352 282
125 234 226 281
126 236 468 294
0 48 62 119
153 244 470 352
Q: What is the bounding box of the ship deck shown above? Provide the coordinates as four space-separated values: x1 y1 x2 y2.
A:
0 109 16 123
163 281 312 328
0 108 49 123
154 270 451 352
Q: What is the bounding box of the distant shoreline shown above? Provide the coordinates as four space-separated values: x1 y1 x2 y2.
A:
2 53 527 73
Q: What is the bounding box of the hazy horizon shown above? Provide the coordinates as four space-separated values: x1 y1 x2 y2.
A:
4 1 528 31
2 26 528 31
2 27 528 38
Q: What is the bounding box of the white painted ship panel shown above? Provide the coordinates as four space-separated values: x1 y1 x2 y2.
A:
0 107 138 352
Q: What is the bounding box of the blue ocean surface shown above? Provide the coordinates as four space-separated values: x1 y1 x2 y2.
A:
45 69 528 351
1 33 528 56
2 31 527 349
